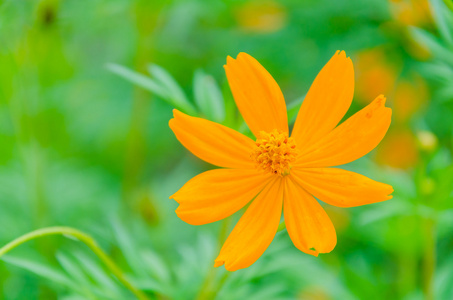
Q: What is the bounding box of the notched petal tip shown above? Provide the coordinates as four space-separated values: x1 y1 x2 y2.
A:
172 108 184 118
226 55 236 65
375 94 388 106
169 190 177 199
170 109 187 124
334 50 348 59
216 259 240 272
307 243 336 256
168 109 181 126
226 52 253 65
214 260 224 268
304 248 319 257
237 52 251 60
385 185 394 200
299 244 335 257
312 252 319 257
364 95 392 120
333 50 354 66
214 257 239 272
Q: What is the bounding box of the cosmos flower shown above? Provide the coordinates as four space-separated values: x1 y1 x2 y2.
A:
169 51 393 271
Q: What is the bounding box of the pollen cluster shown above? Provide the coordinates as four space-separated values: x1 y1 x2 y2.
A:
251 129 297 176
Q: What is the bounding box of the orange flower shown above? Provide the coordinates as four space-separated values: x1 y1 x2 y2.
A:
355 49 398 104
235 0 287 33
390 0 432 27
169 51 394 271
393 77 427 123
376 128 419 169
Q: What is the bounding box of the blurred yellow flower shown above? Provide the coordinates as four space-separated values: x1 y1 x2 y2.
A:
235 0 287 33
169 51 393 271
393 76 427 123
355 49 398 104
374 76 427 169
376 128 419 169
390 0 433 27
416 130 438 153
298 286 331 300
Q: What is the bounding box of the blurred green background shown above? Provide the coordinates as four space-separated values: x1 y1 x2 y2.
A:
1 0 453 299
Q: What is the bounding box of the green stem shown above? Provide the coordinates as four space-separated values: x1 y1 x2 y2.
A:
196 265 216 300
197 219 232 300
217 216 232 246
216 271 231 293
415 156 436 300
422 218 436 300
0 227 149 300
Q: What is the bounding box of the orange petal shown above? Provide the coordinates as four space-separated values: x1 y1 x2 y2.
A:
291 51 354 146
291 168 393 207
214 178 283 271
225 53 288 137
296 95 392 168
171 169 273 225
169 109 255 169
284 176 337 256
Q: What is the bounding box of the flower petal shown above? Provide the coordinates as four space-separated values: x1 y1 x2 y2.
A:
284 175 337 256
225 52 288 137
169 109 255 169
291 51 354 146
171 169 273 225
214 177 283 271
291 168 393 207
296 95 392 168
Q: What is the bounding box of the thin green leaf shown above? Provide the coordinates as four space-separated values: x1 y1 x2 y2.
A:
432 0 453 46
148 64 197 115
107 63 197 115
106 63 168 99
410 27 453 66
193 69 225 122
56 252 93 290
110 219 147 278
141 250 171 283
74 251 120 294
2 254 76 289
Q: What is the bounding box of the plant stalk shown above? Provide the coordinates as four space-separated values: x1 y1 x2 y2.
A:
0 227 149 300
422 218 436 300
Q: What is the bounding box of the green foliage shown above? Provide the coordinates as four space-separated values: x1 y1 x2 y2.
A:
193 69 225 122
107 63 197 115
0 0 453 299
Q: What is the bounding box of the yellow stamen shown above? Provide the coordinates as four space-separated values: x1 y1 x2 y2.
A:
251 129 297 176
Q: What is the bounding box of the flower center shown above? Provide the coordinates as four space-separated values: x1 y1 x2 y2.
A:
251 129 297 176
